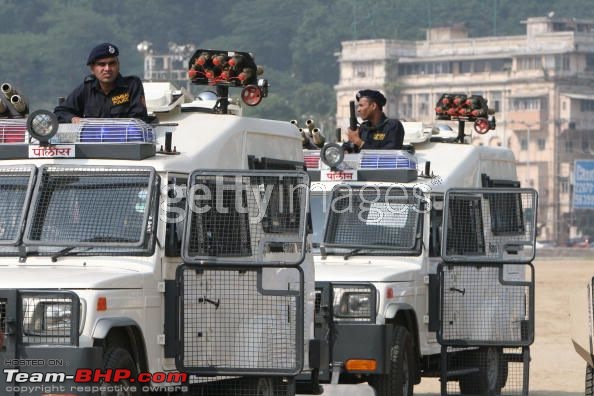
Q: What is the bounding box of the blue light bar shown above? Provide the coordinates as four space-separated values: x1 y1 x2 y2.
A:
360 152 416 169
79 120 153 143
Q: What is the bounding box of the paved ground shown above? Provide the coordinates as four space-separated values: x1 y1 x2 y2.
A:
309 257 593 395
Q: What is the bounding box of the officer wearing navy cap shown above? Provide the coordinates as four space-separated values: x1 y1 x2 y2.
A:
347 89 405 151
54 42 148 123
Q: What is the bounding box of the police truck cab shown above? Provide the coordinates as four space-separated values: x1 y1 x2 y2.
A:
0 49 315 396
303 94 538 396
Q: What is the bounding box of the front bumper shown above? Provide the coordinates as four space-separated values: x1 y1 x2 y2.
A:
314 282 393 383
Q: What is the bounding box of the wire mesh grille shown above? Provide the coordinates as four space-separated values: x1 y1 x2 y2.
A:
183 171 308 265
442 189 537 263
314 290 322 314
0 299 6 351
24 166 155 250
0 165 35 245
323 186 422 250
186 376 293 395
442 346 529 396
590 278 594 343
179 266 302 375
20 292 79 346
438 263 534 346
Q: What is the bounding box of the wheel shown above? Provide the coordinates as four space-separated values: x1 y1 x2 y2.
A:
369 326 415 396
99 347 142 396
458 347 506 395
586 363 594 396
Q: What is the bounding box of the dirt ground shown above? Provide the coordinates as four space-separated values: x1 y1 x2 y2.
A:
318 257 594 396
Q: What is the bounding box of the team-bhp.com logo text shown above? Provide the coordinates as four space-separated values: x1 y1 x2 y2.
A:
3 368 188 393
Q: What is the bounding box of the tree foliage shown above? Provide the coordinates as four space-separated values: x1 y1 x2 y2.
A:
1 0 594 119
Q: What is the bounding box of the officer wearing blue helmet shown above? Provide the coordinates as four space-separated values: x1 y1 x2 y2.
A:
54 43 148 123
347 89 405 151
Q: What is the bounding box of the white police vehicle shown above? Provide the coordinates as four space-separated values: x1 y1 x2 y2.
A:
0 50 316 396
303 106 538 396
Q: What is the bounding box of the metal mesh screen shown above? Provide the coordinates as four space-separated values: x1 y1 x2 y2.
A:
323 186 422 251
20 292 79 346
24 166 156 251
438 263 534 346
0 165 36 245
442 346 529 396
590 278 594 344
186 376 293 395
178 266 302 375
442 189 538 263
183 171 309 266
0 299 6 352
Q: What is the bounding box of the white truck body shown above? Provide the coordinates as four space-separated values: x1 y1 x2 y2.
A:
306 128 537 395
0 82 314 395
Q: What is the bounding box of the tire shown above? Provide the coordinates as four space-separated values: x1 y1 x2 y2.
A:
99 347 142 396
255 377 274 396
458 347 506 396
586 364 594 396
369 326 415 396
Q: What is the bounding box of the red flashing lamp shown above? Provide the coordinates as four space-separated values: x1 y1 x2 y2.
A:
196 53 209 66
241 85 263 106
473 118 490 134
212 55 226 66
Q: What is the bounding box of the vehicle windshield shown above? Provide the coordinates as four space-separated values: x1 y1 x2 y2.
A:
0 165 158 257
311 185 424 255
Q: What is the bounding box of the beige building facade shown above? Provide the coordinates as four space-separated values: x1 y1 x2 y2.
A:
336 16 594 243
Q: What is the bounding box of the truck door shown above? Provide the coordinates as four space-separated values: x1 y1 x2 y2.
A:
438 187 538 396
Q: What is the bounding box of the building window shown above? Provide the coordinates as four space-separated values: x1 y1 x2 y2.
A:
520 138 528 150
488 58 511 72
517 56 541 70
512 97 544 111
538 138 546 150
560 177 569 193
419 94 429 116
555 54 570 71
581 99 594 112
474 60 486 73
459 61 472 73
353 62 374 78
490 91 502 112
398 61 452 76
565 139 574 152
586 54 594 72
401 94 412 118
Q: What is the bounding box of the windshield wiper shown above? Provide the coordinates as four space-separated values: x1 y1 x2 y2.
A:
50 236 137 262
343 248 362 260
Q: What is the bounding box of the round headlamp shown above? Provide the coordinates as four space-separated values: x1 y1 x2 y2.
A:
27 109 59 143
320 143 344 169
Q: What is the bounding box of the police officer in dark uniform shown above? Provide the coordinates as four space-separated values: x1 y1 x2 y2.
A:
347 89 405 151
54 43 148 123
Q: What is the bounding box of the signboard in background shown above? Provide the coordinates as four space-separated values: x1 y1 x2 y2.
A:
573 160 594 209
